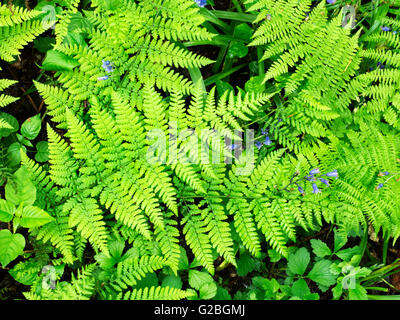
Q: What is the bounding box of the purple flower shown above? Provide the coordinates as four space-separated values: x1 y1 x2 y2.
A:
255 141 263 150
312 183 321 194
318 178 330 186
194 0 207 7
97 75 109 81
326 0 336 4
381 26 391 32
325 169 338 178
305 175 316 182
264 135 272 146
376 183 384 190
297 185 305 194
309 168 320 175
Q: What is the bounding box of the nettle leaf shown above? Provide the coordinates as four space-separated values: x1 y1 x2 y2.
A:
0 230 25 267
0 199 15 222
188 270 214 290
18 206 54 229
307 260 337 288
21 114 42 140
5 167 36 207
287 247 310 276
310 239 332 258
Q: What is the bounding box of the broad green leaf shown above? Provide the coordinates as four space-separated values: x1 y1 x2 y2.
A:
213 287 231 300
161 275 183 289
291 279 310 299
233 23 253 42
0 230 25 267
177 246 189 271
335 246 361 261
0 112 18 138
42 50 79 71
21 114 42 140
236 253 255 277
307 260 337 287
310 239 332 258
5 167 36 206
199 282 218 300
334 229 347 252
0 199 15 222
19 206 54 228
35 141 49 163
188 270 214 290
227 41 248 59
348 283 368 300
287 247 310 276
7 142 26 167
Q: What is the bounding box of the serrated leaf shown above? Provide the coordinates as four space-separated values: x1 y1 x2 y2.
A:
237 253 255 277
335 246 361 261
348 283 368 300
307 260 337 287
287 247 310 276
199 282 217 300
291 278 310 299
188 270 214 290
310 239 332 258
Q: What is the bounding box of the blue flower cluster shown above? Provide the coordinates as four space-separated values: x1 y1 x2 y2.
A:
256 129 273 150
98 60 114 81
326 0 336 4
194 0 207 7
297 168 338 195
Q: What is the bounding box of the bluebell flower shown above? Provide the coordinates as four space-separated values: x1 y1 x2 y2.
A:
376 183 384 190
297 185 305 194
194 0 207 7
97 75 109 81
305 175 316 182
102 60 113 73
312 183 321 194
378 171 390 176
255 141 263 150
309 168 320 175
325 169 338 178
264 135 272 146
326 0 336 4
381 26 391 32
318 178 330 186
227 144 237 151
